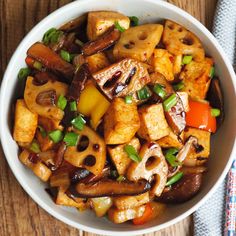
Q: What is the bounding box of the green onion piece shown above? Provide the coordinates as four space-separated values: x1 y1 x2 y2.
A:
124 145 141 163
75 39 84 47
57 95 67 111
125 95 133 104
42 28 57 45
60 50 71 62
153 84 166 99
211 108 221 117
110 170 118 178
29 140 41 153
165 172 183 186
18 67 31 80
38 125 47 138
165 148 181 167
42 28 63 45
129 16 139 26
71 115 86 131
70 101 77 111
48 130 63 143
182 55 193 64
114 21 126 32
63 132 79 146
163 93 177 111
117 175 126 182
33 61 42 70
137 86 151 100
209 66 215 78
173 82 184 91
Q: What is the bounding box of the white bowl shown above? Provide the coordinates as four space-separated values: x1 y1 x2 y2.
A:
1 0 236 235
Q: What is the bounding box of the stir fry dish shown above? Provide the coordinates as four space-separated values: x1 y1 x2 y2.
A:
13 11 224 224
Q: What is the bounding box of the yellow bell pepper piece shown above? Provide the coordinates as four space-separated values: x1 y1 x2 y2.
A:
77 81 110 129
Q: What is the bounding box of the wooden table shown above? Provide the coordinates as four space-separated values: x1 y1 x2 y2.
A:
0 0 217 235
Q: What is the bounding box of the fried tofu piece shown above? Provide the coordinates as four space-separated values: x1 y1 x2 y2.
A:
87 11 130 40
108 205 146 224
104 98 140 144
180 58 213 100
113 192 149 210
162 20 205 62
86 52 110 73
13 99 38 143
108 137 140 175
157 130 184 148
113 24 163 62
56 186 87 210
148 49 174 81
138 104 170 141
183 127 211 166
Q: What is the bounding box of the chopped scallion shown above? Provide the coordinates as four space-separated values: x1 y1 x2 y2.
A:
129 16 139 26
117 175 126 182
18 67 31 80
173 82 184 91
165 148 181 167
124 145 141 163
209 66 215 78
42 28 63 45
29 140 41 153
211 108 221 117
70 101 77 111
153 84 166 99
38 125 47 138
57 95 67 111
48 130 63 143
63 132 79 146
33 61 42 70
125 95 133 104
165 172 183 186
75 39 84 47
60 50 71 62
182 55 192 64
163 93 177 111
110 170 118 178
71 115 86 131
137 86 151 100
114 21 126 32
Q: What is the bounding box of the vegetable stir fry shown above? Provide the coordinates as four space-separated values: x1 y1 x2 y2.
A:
13 11 223 225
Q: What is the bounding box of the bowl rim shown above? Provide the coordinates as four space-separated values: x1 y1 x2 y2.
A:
1 0 236 235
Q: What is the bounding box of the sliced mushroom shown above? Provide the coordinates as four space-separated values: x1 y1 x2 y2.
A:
165 93 186 135
207 77 224 128
67 63 93 101
27 42 74 82
82 26 120 56
36 89 56 106
64 126 106 175
53 142 67 170
167 136 198 178
67 179 151 198
156 173 203 203
92 58 150 100
127 142 168 197
59 14 87 33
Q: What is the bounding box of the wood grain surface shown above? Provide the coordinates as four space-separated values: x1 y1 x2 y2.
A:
0 0 217 235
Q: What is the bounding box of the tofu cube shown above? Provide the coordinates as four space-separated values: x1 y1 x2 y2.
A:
180 58 213 100
13 99 38 143
113 192 149 210
183 127 211 166
157 130 184 149
138 104 170 141
86 52 110 73
108 137 140 175
87 11 130 40
148 49 174 81
104 98 140 144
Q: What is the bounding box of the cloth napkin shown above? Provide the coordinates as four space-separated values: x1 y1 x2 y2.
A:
193 0 236 235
